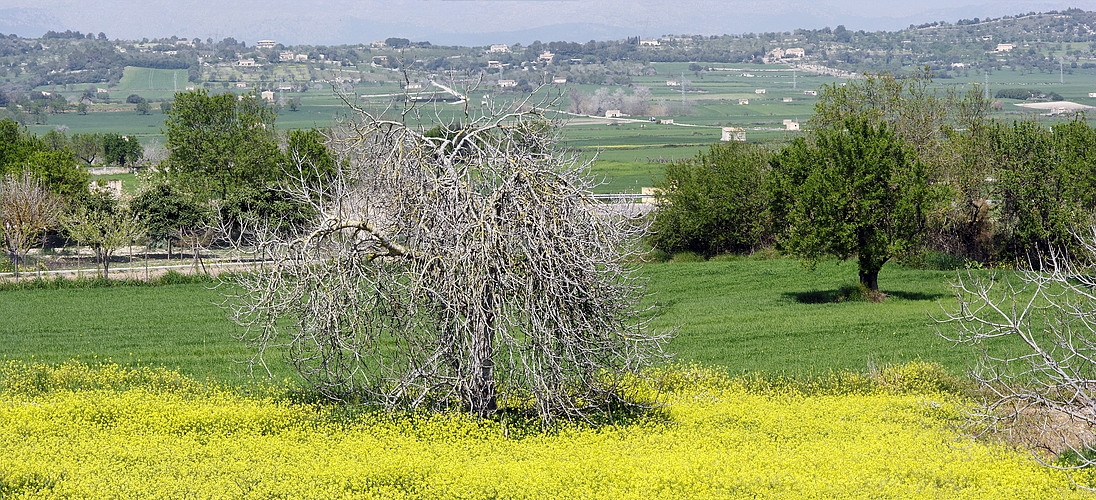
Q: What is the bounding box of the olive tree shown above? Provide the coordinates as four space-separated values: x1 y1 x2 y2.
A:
770 116 928 292
227 96 670 423
102 133 142 170
811 72 994 264
940 230 1096 467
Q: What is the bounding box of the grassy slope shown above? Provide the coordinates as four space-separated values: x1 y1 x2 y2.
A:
0 259 975 385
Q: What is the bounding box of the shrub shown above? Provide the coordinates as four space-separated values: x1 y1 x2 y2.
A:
648 141 772 258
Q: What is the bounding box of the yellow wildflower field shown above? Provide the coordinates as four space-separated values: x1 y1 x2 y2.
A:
1 361 1092 499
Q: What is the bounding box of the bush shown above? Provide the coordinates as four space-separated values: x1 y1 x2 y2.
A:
994 88 1063 101
0 272 214 291
648 142 772 257
899 250 967 270
670 251 706 263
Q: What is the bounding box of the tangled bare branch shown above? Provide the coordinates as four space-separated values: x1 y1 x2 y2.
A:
939 227 1096 467
227 91 671 423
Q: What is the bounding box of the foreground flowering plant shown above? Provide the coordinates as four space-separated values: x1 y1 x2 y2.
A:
1 361 1092 498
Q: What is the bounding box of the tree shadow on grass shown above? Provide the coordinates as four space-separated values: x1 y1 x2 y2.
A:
785 286 947 304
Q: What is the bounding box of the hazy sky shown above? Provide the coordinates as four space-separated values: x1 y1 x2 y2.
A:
1 0 1093 46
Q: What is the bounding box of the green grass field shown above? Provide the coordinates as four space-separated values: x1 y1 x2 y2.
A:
6 260 1089 498
643 258 964 376
0 259 975 386
0 282 287 384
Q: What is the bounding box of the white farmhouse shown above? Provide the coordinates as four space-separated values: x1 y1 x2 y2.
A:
721 127 746 142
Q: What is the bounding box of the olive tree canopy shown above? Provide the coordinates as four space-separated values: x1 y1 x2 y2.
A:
770 117 929 292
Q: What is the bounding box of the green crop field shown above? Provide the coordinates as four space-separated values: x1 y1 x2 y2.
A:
24 62 1096 198
0 259 980 386
644 258 967 376
113 67 190 97
0 282 283 384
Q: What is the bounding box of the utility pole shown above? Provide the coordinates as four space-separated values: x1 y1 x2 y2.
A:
681 71 685 108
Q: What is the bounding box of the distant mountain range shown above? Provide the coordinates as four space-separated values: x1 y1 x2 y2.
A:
0 8 64 39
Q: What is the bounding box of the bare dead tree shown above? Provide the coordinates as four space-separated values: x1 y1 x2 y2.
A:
939 227 1096 468
226 91 671 423
0 172 63 277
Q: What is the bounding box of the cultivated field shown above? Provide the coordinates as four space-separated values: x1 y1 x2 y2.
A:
32 63 1096 195
3 259 1094 496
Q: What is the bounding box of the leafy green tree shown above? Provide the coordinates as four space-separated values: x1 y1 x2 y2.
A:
135 100 151 115
130 181 209 260
162 90 281 200
770 117 928 292
0 119 89 200
29 102 47 124
990 119 1096 263
47 95 68 115
102 133 142 169
812 71 993 265
649 141 771 257
62 191 145 279
70 133 103 164
42 130 69 151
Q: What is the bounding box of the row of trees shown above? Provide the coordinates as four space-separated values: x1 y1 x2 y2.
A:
0 89 334 278
43 130 145 168
651 72 1096 292
0 122 143 277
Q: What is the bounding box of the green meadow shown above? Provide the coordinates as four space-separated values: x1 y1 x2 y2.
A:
0 259 973 387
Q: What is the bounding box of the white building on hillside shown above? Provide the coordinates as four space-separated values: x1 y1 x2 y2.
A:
722 127 746 142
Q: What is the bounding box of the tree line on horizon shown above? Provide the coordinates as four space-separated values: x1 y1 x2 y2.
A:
0 89 333 278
